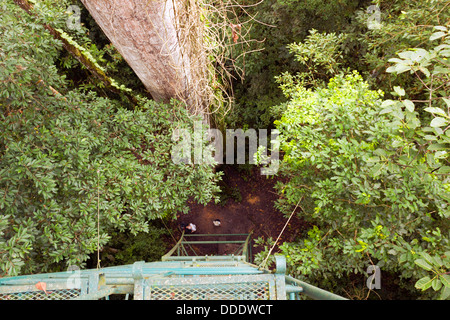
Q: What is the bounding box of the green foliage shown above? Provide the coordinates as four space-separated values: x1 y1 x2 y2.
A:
273 30 348 121
0 0 220 276
284 30 348 87
352 0 450 95
3 0 449 301
264 0 450 299
414 251 450 300
382 27 450 299
274 70 449 298
42 0 148 99
101 226 170 266
253 236 276 266
229 0 364 129
384 27 450 165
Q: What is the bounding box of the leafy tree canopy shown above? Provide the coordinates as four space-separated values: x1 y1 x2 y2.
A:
264 0 450 299
0 0 220 276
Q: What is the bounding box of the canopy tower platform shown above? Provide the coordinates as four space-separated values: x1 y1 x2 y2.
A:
0 233 346 300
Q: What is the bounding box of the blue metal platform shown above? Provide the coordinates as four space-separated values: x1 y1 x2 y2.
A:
0 233 346 300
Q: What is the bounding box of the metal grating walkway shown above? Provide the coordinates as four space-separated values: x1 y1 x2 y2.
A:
0 233 347 300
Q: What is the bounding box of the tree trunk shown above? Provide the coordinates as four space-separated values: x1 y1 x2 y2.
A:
80 0 205 117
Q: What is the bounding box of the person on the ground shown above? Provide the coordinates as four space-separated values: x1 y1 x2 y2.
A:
185 223 196 233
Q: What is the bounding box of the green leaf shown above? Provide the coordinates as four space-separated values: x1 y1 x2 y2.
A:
440 286 450 300
395 64 412 74
434 26 448 32
370 163 384 177
440 274 450 288
415 258 433 271
430 117 448 128
402 100 415 112
419 252 437 265
418 66 431 77
386 66 397 73
388 58 405 64
424 107 446 116
399 253 408 264
388 249 397 255
387 64 411 74
430 32 447 41
374 148 387 157
443 98 450 108
398 51 413 60
394 86 405 96
415 276 433 290
432 278 443 291
432 65 450 75
424 135 437 141
381 100 396 108
428 143 448 151
380 107 393 115
438 166 450 174
392 109 404 120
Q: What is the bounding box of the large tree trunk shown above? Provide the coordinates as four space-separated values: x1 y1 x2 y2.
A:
80 0 205 117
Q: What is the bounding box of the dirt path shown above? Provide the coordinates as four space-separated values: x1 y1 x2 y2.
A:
172 165 307 260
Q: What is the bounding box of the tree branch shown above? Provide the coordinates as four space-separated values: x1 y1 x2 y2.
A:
13 0 139 106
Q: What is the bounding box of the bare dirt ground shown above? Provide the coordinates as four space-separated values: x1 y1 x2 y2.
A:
169 165 308 261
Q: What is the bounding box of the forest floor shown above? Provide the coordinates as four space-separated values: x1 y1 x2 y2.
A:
167 165 308 262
